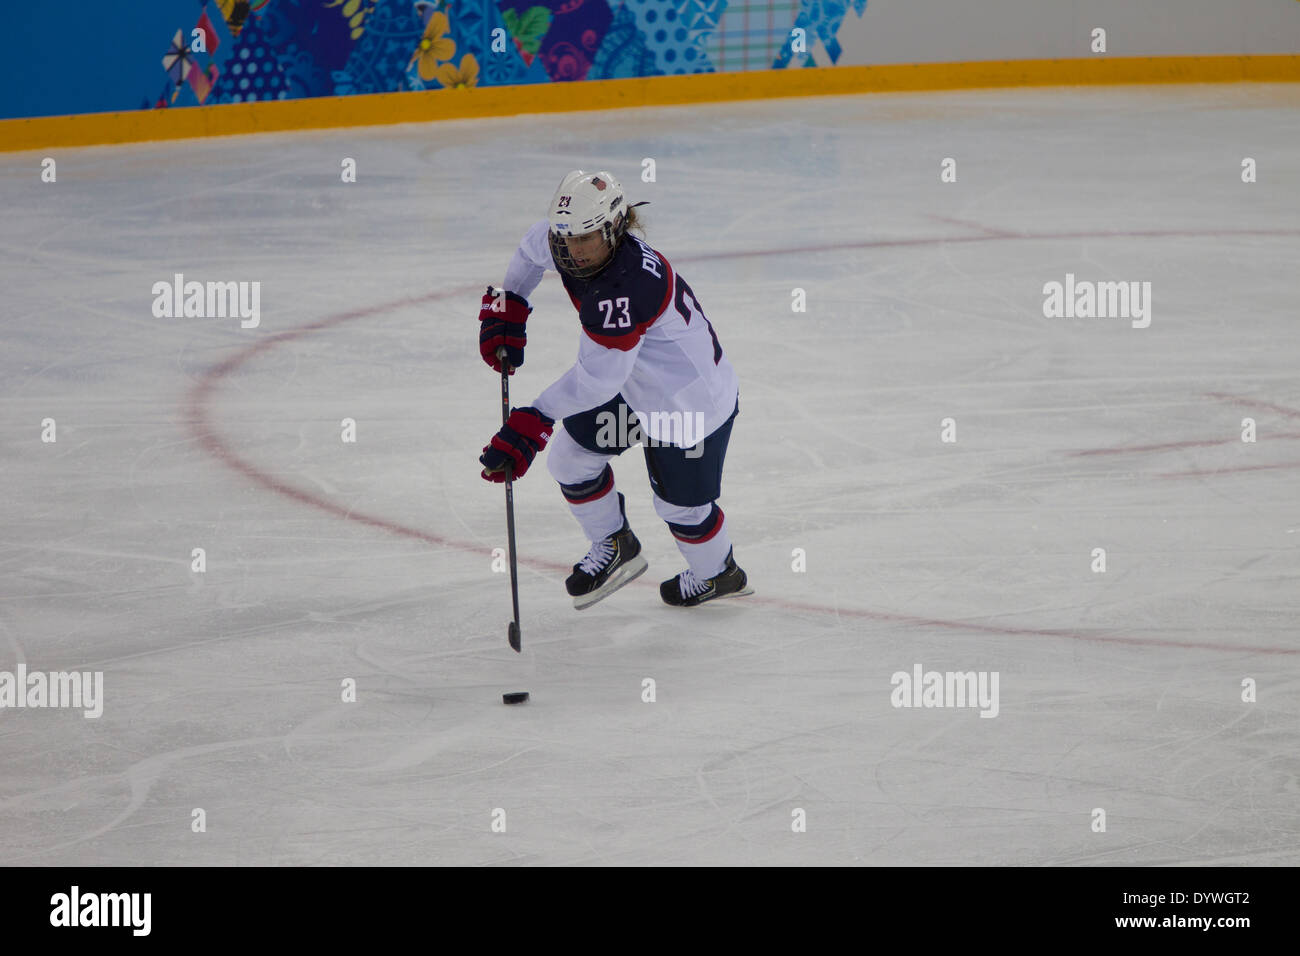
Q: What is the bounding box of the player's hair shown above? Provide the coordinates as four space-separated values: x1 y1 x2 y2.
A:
624 205 644 237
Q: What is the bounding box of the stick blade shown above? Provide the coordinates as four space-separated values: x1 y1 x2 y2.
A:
508 621 521 652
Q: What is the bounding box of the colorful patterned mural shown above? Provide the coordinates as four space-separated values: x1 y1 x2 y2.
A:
7 0 1300 121
141 0 863 110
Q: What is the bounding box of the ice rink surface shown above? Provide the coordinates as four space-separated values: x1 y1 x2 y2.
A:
2 83 1298 866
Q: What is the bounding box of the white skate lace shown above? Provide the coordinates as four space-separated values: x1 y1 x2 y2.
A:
677 569 710 598
578 538 615 576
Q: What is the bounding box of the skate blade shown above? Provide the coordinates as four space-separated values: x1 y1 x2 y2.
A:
573 555 649 610
666 585 755 607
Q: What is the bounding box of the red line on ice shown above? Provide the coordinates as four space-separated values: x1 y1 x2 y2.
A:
1206 392 1300 421
183 285 577 575
689 226 1300 262
186 240 1300 657
1068 395 1300 477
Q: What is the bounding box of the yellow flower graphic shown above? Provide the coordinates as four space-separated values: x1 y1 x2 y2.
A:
435 54 480 90
411 12 456 81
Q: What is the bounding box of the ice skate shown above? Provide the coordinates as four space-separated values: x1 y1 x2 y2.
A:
659 547 752 607
566 517 648 610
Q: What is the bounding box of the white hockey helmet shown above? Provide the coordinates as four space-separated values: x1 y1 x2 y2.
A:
547 170 630 279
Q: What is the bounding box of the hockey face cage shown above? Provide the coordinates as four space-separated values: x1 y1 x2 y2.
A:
549 204 628 279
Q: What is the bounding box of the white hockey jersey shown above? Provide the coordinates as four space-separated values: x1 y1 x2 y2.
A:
503 220 739 447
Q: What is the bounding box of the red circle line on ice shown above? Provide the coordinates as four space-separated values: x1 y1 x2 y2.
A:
184 228 1300 657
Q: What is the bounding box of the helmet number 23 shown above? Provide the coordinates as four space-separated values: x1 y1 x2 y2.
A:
598 297 632 329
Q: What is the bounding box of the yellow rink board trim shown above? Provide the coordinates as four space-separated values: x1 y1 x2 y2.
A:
3 55 1298 152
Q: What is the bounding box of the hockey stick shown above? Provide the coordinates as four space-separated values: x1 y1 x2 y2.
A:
497 348 522 653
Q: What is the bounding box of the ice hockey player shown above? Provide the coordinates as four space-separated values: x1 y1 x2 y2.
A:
477 169 751 609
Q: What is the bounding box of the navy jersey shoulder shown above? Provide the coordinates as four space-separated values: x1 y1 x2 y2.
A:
560 236 673 345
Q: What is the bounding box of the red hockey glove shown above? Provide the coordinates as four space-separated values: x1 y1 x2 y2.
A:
478 287 530 374
480 407 554 482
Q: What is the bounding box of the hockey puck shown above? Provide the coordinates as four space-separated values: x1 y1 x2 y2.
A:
502 692 529 705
